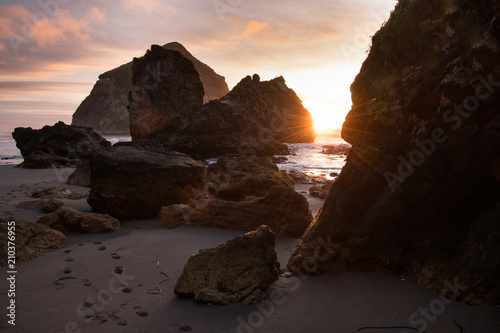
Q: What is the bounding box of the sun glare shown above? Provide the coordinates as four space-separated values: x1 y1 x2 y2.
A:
285 64 359 131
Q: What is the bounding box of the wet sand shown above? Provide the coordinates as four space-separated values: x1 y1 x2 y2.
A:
0 165 499 333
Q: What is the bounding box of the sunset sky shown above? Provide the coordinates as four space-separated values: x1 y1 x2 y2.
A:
0 0 396 132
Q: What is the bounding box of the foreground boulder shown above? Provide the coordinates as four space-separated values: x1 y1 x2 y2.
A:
160 156 312 236
67 161 91 187
288 0 500 305
128 45 205 141
88 145 208 220
37 206 120 233
71 42 229 135
0 220 65 264
12 121 111 168
174 225 280 305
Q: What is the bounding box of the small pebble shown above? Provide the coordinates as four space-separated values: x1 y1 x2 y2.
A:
136 311 148 317
122 288 132 293
114 266 124 274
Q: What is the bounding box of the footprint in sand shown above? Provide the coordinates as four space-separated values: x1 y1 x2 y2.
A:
98 246 106 251
122 287 132 293
82 279 93 287
63 267 72 274
64 249 72 253
114 266 124 274
170 323 192 332
117 319 127 326
111 253 121 260
65 256 74 262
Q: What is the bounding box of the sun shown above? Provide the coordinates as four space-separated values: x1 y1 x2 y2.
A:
284 64 359 131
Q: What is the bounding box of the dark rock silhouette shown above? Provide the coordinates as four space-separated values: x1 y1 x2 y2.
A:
87 144 208 220
160 155 312 236
174 225 280 305
128 45 205 141
288 0 500 305
12 121 111 168
145 74 314 158
71 42 229 134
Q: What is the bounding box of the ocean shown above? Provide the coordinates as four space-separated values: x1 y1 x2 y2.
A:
0 133 349 179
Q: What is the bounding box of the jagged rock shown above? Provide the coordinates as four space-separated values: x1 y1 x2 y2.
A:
128 45 205 141
87 144 208 220
16 199 64 213
37 206 120 234
155 75 314 158
0 220 65 265
160 156 312 237
288 0 500 305
308 180 334 199
286 170 312 184
26 186 88 200
67 161 91 187
71 42 229 135
12 121 111 168
207 155 294 200
321 144 351 155
160 185 311 237
174 225 280 305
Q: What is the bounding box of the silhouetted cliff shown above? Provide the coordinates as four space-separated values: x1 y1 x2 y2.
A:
289 0 500 305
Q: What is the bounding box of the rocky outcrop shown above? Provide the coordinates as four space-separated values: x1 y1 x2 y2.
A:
37 206 120 234
288 0 500 305
174 225 280 305
71 42 229 135
27 186 88 200
16 199 64 213
308 180 334 199
0 220 65 265
128 45 205 141
87 144 208 220
12 121 111 168
67 161 91 187
160 156 312 237
152 74 314 158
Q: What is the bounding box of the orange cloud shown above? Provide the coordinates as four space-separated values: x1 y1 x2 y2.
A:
120 0 177 15
241 20 269 38
0 5 105 48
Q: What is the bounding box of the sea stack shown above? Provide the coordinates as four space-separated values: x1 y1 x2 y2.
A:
288 0 500 305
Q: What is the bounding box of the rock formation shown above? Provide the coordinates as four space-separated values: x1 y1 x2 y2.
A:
128 45 205 141
12 121 111 168
160 156 312 236
87 144 208 220
67 161 91 187
288 0 500 305
145 74 314 158
71 42 229 135
174 225 280 305
37 206 121 234
0 219 65 265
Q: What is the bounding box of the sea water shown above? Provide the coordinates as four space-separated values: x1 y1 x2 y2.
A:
0 133 350 179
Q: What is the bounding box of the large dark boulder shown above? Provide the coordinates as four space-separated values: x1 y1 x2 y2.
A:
71 42 229 135
174 225 280 305
288 0 500 305
157 75 314 158
128 45 205 141
12 121 111 168
160 156 312 237
87 145 208 220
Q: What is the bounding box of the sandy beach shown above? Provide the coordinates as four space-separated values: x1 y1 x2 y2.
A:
1 165 499 333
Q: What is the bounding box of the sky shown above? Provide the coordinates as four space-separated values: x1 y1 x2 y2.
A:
0 0 397 132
